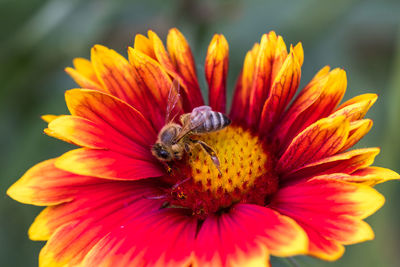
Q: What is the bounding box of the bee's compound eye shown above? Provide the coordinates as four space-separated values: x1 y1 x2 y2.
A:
158 149 170 159
152 144 170 160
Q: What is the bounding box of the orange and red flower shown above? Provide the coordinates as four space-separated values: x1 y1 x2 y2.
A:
7 28 399 266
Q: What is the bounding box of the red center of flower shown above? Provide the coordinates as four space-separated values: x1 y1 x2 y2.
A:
165 125 279 219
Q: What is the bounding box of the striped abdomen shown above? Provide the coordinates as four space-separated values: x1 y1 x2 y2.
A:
189 106 231 133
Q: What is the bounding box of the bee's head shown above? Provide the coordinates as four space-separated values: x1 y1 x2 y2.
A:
151 143 172 161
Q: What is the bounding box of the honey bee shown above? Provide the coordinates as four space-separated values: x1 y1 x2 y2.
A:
151 79 231 173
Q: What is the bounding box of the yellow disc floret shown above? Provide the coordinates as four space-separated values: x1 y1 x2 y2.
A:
190 126 271 198
167 125 279 218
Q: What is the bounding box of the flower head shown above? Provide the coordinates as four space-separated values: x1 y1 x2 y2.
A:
7 28 399 266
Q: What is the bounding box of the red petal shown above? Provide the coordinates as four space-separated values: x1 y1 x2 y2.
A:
329 94 377 122
7 159 99 206
275 67 346 150
230 42 258 124
65 58 103 91
297 224 345 261
273 67 330 139
35 181 163 265
91 45 143 109
205 34 229 113
194 205 307 266
29 179 160 241
340 119 373 152
259 47 301 134
47 115 107 149
277 116 350 174
65 68 103 91
56 148 164 180
149 29 203 111
41 114 61 123
348 166 400 186
248 32 288 127
293 43 304 66
167 28 203 108
73 58 101 84
133 34 156 59
128 48 185 129
82 210 197 267
147 30 175 76
283 148 380 181
47 115 152 158
270 177 384 260
194 205 271 267
65 89 157 149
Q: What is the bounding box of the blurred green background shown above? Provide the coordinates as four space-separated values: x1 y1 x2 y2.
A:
1 0 400 266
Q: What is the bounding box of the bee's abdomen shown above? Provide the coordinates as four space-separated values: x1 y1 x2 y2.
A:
195 111 231 133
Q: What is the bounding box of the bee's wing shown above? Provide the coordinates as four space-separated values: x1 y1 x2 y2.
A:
191 105 212 115
174 113 205 142
165 78 181 124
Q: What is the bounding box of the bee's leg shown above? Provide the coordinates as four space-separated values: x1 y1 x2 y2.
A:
191 139 221 175
184 142 191 153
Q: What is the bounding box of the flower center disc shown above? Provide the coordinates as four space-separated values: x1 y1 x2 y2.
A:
168 126 279 219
